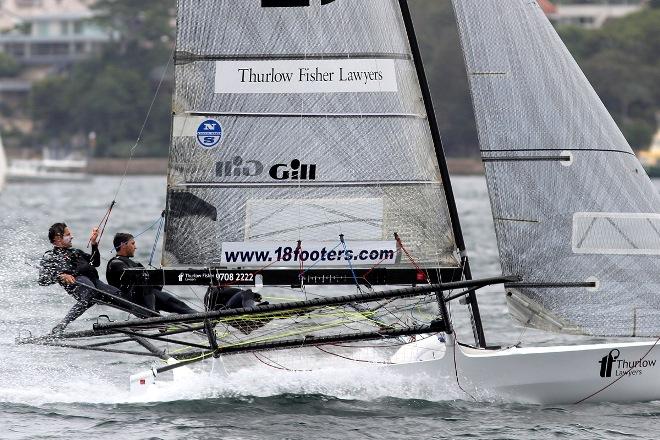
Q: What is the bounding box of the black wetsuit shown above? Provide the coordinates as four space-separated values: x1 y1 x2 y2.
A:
39 245 125 333
204 286 262 310
39 245 101 290
106 255 195 314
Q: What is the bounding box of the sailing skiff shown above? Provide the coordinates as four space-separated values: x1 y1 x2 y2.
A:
18 0 660 405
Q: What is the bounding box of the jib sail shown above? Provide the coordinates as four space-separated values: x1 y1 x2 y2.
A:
453 0 660 336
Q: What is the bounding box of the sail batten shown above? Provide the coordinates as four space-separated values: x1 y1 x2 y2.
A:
177 53 413 60
177 181 439 188
185 112 426 118
453 0 660 337
164 0 459 273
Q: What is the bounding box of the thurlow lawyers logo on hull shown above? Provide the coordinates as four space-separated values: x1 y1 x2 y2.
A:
216 157 317 181
598 349 657 378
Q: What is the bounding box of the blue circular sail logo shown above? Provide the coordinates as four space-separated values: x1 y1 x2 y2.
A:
196 119 222 148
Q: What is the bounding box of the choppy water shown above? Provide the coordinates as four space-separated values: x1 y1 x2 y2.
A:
0 176 658 440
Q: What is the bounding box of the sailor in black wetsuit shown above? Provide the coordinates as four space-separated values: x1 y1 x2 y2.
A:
106 232 196 314
39 222 126 334
204 286 264 310
204 286 269 334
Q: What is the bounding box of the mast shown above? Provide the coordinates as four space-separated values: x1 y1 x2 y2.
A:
397 0 486 347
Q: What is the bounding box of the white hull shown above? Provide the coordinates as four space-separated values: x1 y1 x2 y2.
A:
6 170 91 183
130 334 660 404
7 157 90 183
390 335 660 404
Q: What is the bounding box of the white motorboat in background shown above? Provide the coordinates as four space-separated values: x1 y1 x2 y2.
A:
7 147 90 183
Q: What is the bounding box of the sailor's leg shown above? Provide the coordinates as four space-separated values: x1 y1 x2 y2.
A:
90 278 124 298
51 277 96 334
51 299 95 334
141 288 156 311
225 289 260 309
90 278 150 317
154 289 196 314
72 276 97 302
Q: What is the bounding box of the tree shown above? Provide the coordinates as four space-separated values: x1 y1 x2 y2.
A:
411 1 479 157
0 52 20 77
560 7 660 149
30 0 176 157
92 0 175 56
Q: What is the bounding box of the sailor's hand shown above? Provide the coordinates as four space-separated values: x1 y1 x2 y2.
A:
89 227 99 245
58 274 76 285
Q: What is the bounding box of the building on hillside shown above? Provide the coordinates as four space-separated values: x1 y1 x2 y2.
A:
638 116 660 170
0 0 111 142
540 1 645 29
0 0 110 65
537 0 558 15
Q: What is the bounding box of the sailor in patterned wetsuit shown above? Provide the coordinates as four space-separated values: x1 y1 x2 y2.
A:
38 222 126 335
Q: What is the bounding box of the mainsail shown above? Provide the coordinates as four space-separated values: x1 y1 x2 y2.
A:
453 0 660 336
163 0 459 273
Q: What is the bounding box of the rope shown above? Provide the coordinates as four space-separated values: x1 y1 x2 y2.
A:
85 45 174 246
444 294 477 402
295 240 307 300
450 333 477 402
88 200 115 250
362 251 395 280
339 234 361 292
394 232 428 283
148 214 165 267
133 213 165 240
253 352 312 372
111 44 176 202
299 241 342 275
316 345 393 365
574 336 660 404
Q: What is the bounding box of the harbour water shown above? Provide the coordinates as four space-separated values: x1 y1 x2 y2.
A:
0 176 658 440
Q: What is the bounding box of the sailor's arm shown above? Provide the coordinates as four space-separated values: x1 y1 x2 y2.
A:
107 258 130 289
90 244 100 267
38 255 57 286
38 253 68 286
84 228 101 267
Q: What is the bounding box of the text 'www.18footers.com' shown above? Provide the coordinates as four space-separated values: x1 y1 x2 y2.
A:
221 241 398 267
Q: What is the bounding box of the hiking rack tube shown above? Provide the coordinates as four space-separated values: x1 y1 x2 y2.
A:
157 321 448 374
15 328 117 344
93 276 517 333
19 340 164 357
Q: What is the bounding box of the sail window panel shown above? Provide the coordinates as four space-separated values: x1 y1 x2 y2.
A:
572 213 660 256
173 59 425 116
481 152 660 337
507 286 660 337
485 152 660 252
163 186 458 268
168 117 442 184
244 198 384 241
177 0 409 57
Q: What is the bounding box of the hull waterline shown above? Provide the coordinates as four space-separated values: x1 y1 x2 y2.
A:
390 335 660 404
